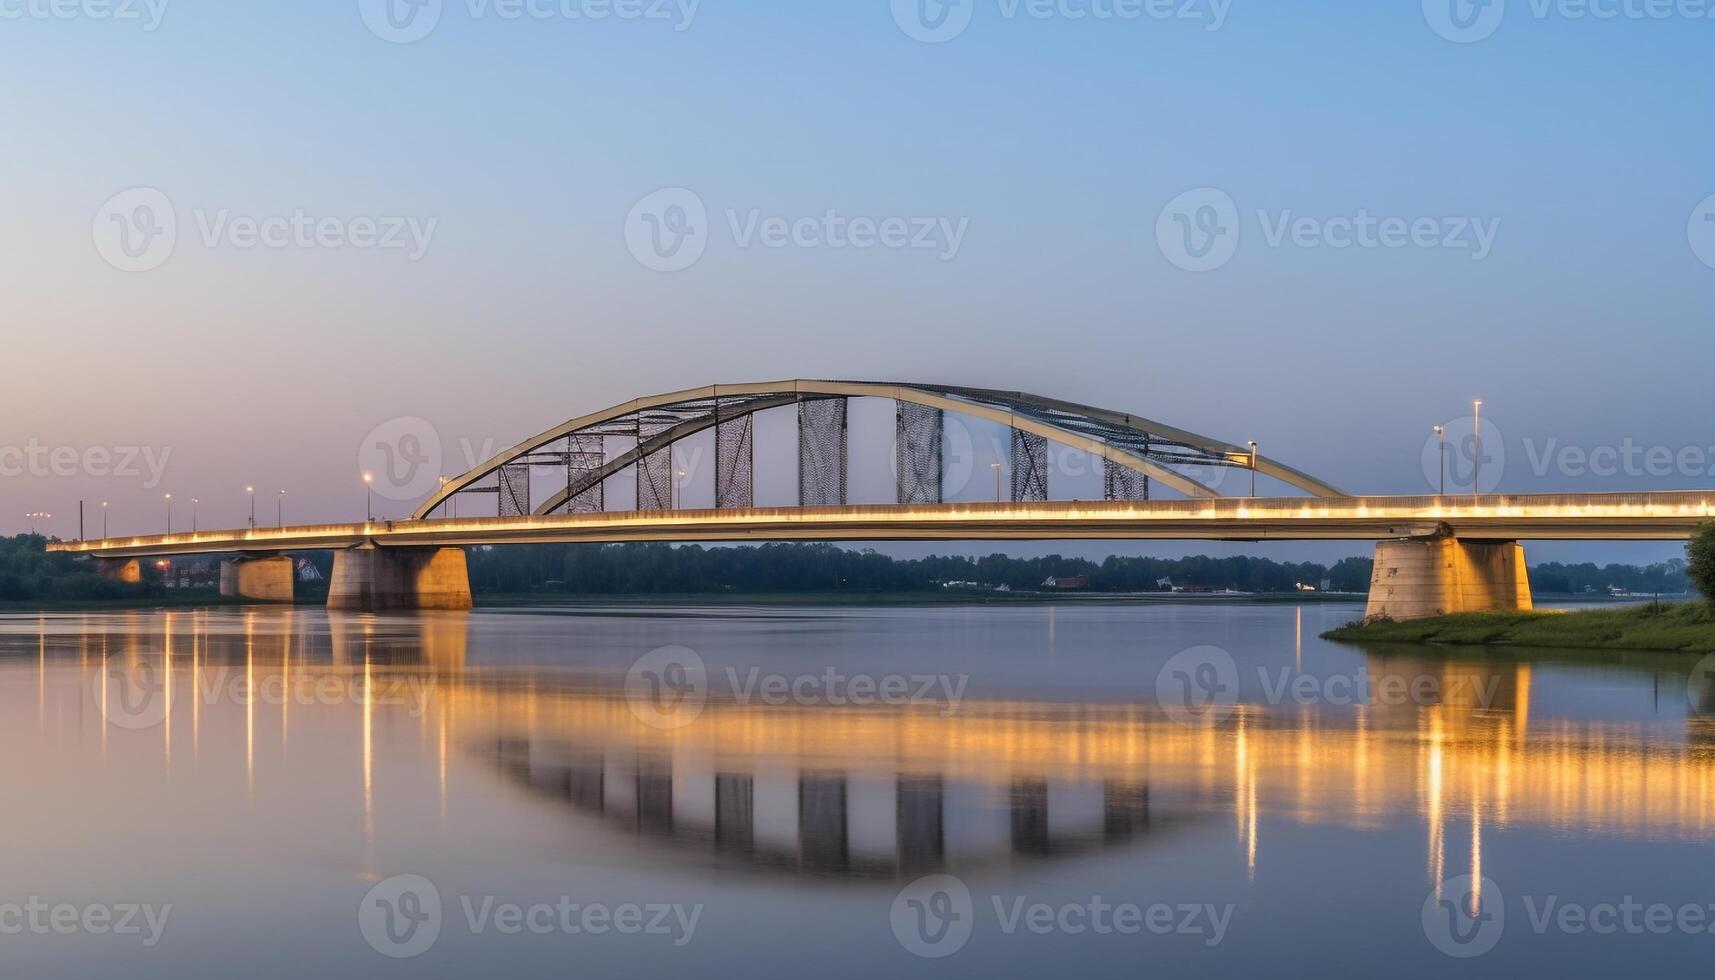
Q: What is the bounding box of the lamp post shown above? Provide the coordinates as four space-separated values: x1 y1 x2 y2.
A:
247 486 256 530
101 501 108 539
673 469 686 510
164 494 172 535
277 490 285 528
1434 425 1446 495
1473 400 1484 499
191 498 199 534
363 473 374 523
1248 441 1259 497
991 462 1002 503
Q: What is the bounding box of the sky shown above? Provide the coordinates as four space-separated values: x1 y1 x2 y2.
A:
2 0 1711 565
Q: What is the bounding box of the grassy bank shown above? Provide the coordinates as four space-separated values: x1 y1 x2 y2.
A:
1323 601 1715 653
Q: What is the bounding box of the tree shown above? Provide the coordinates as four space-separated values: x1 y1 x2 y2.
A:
1689 522 1715 604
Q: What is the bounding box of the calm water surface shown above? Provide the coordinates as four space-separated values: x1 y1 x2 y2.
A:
2 601 1712 977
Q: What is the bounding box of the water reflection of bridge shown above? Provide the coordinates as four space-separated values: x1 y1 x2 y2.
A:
16 609 1715 885
494 740 1155 878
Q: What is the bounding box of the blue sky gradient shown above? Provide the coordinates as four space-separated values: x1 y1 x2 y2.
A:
3 0 1711 563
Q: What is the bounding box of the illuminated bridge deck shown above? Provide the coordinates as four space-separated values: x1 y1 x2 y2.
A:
46 491 1715 559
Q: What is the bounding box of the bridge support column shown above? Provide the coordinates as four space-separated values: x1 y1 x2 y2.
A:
328 545 472 612
220 555 296 602
95 558 142 584
1365 536 1533 622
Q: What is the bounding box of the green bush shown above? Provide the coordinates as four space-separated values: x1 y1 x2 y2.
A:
1690 522 1715 604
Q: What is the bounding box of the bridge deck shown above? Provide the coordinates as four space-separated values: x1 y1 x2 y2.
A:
44 491 1715 558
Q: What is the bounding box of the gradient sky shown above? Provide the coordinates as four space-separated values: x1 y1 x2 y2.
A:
3 0 1711 564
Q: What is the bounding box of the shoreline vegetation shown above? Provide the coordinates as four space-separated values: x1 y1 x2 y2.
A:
1323 602 1715 654
0 533 1700 613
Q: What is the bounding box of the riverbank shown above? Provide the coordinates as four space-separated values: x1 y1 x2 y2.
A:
1323 601 1715 653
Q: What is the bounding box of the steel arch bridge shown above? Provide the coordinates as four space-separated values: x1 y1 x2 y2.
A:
413 380 1349 521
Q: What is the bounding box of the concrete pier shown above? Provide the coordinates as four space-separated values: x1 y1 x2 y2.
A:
328 546 473 612
1364 535 1533 622
219 555 296 602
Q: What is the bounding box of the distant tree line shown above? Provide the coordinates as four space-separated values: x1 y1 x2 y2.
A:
0 534 161 602
0 536 1695 603
1528 559 1689 596
466 542 1377 595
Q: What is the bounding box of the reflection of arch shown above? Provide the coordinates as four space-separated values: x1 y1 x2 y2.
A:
414 381 1346 520
491 737 1159 880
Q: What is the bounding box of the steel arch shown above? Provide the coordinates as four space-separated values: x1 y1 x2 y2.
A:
412 381 1346 520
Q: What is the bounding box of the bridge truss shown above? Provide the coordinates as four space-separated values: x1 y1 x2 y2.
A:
415 381 1347 520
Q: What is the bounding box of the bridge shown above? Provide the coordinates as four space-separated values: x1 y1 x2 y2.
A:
46 381 1714 620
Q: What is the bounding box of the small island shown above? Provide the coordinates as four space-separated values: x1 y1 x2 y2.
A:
1326 523 1715 654
1322 601 1715 653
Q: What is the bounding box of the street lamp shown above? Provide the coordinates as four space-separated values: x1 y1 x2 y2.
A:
191 498 199 533
1434 426 1446 495
164 493 172 535
363 472 374 523
673 469 687 510
247 486 256 530
277 490 286 528
1248 441 1259 497
1473 399 1484 499
991 462 1003 503
101 501 108 539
